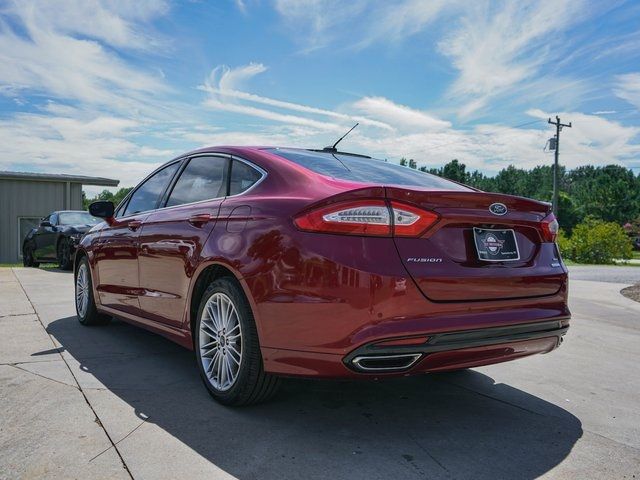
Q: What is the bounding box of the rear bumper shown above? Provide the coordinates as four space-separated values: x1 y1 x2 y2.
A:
262 318 569 378
344 318 569 373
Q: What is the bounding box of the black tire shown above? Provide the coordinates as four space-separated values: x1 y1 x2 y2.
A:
75 256 110 326
194 277 280 406
22 245 39 268
57 238 73 270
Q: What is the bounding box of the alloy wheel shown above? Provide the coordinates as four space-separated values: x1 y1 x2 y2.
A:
199 292 243 391
75 263 89 318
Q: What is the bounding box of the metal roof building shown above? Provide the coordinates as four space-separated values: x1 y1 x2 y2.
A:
0 171 119 263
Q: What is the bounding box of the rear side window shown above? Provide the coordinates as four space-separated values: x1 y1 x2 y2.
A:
166 156 227 207
267 148 471 191
229 160 263 195
124 162 180 216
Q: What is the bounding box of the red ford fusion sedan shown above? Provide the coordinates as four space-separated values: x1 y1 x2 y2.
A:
76 146 570 405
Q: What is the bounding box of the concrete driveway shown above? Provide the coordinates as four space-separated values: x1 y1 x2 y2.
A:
1 267 639 479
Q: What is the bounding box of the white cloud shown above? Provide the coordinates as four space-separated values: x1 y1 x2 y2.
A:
614 73 640 109
350 96 451 132
0 107 173 194
234 0 247 14
527 109 640 167
356 0 452 48
2 0 170 51
207 63 268 91
273 0 368 51
273 0 453 51
0 0 170 113
200 63 398 132
203 97 341 131
438 1 587 118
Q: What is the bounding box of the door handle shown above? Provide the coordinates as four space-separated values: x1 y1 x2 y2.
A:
188 213 212 227
128 220 142 231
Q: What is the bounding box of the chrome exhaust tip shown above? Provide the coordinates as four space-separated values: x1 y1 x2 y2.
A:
351 353 422 372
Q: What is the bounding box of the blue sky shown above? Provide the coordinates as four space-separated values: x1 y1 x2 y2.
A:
0 0 639 194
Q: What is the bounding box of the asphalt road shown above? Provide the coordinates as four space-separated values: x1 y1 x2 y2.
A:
568 264 639 284
1 267 639 479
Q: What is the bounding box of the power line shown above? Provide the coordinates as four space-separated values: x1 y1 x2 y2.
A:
401 119 544 157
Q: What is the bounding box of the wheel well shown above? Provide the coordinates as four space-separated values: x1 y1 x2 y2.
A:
74 249 87 275
189 264 239 337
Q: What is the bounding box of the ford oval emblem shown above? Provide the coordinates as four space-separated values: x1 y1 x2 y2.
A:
489 203 508 216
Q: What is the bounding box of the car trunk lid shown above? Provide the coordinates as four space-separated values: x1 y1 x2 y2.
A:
387 187 565 302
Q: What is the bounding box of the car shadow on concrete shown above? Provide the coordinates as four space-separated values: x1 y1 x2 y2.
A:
44 316 582 480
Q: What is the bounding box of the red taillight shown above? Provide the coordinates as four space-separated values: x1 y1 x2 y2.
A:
541 213 559 242
293 200 438 237
390 201 439 237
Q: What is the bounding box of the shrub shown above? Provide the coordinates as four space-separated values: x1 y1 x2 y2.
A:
560 217 633 264
556 229 573 258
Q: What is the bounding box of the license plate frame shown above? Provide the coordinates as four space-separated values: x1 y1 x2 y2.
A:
473 227 520 262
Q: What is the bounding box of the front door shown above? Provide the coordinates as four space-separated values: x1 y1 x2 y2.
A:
93 161 181 315
35 214 57 260
93 213 148 315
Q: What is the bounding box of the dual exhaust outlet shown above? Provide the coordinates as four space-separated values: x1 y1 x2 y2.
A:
351 353 422 372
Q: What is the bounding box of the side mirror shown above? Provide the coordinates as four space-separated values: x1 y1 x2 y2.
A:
89 201 115 220
40 220 52 227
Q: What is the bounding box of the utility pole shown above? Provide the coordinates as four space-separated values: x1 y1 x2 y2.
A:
548 115 572 216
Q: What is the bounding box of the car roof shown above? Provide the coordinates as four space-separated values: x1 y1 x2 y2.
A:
174 146 373 160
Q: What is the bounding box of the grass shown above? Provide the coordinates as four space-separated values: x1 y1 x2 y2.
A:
564 259 640 267
633 251 640 260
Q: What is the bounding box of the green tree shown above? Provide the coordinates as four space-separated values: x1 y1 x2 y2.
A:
83 187 132 209
567 165 640 224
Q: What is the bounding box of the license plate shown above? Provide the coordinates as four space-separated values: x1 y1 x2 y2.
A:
473 228 520 262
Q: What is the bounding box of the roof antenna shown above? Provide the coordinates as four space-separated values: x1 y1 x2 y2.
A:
323 123 359 153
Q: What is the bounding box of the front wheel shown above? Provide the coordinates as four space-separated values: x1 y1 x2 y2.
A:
22 245 39 268
195 277 280 406
57 239 73 270
75 257 110 326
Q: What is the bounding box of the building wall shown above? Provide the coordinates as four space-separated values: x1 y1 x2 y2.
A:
0 179 84 263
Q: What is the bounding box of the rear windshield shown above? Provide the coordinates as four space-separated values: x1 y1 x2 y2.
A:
267 148 471 191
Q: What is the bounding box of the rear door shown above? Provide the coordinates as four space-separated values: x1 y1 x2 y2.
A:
387 188 565 302
137 155 229 328
93 161 181 315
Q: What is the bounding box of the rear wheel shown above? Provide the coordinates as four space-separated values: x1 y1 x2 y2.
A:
22 245 39 268
75 257 110 326
57 239 73 270
195 277 280 406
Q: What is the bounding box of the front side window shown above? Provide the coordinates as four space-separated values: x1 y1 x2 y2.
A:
124 162 180 216
50 213 59 225
229 160 263 195
166 156 227 207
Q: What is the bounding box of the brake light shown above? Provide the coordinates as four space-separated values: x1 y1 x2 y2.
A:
294 200 438 237
390 201 439 237
541 213 559 242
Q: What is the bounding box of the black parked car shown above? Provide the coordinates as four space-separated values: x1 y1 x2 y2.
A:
22 211 101 270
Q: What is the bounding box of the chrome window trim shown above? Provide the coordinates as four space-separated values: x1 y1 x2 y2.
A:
117 159 184 219
114 153 267 220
